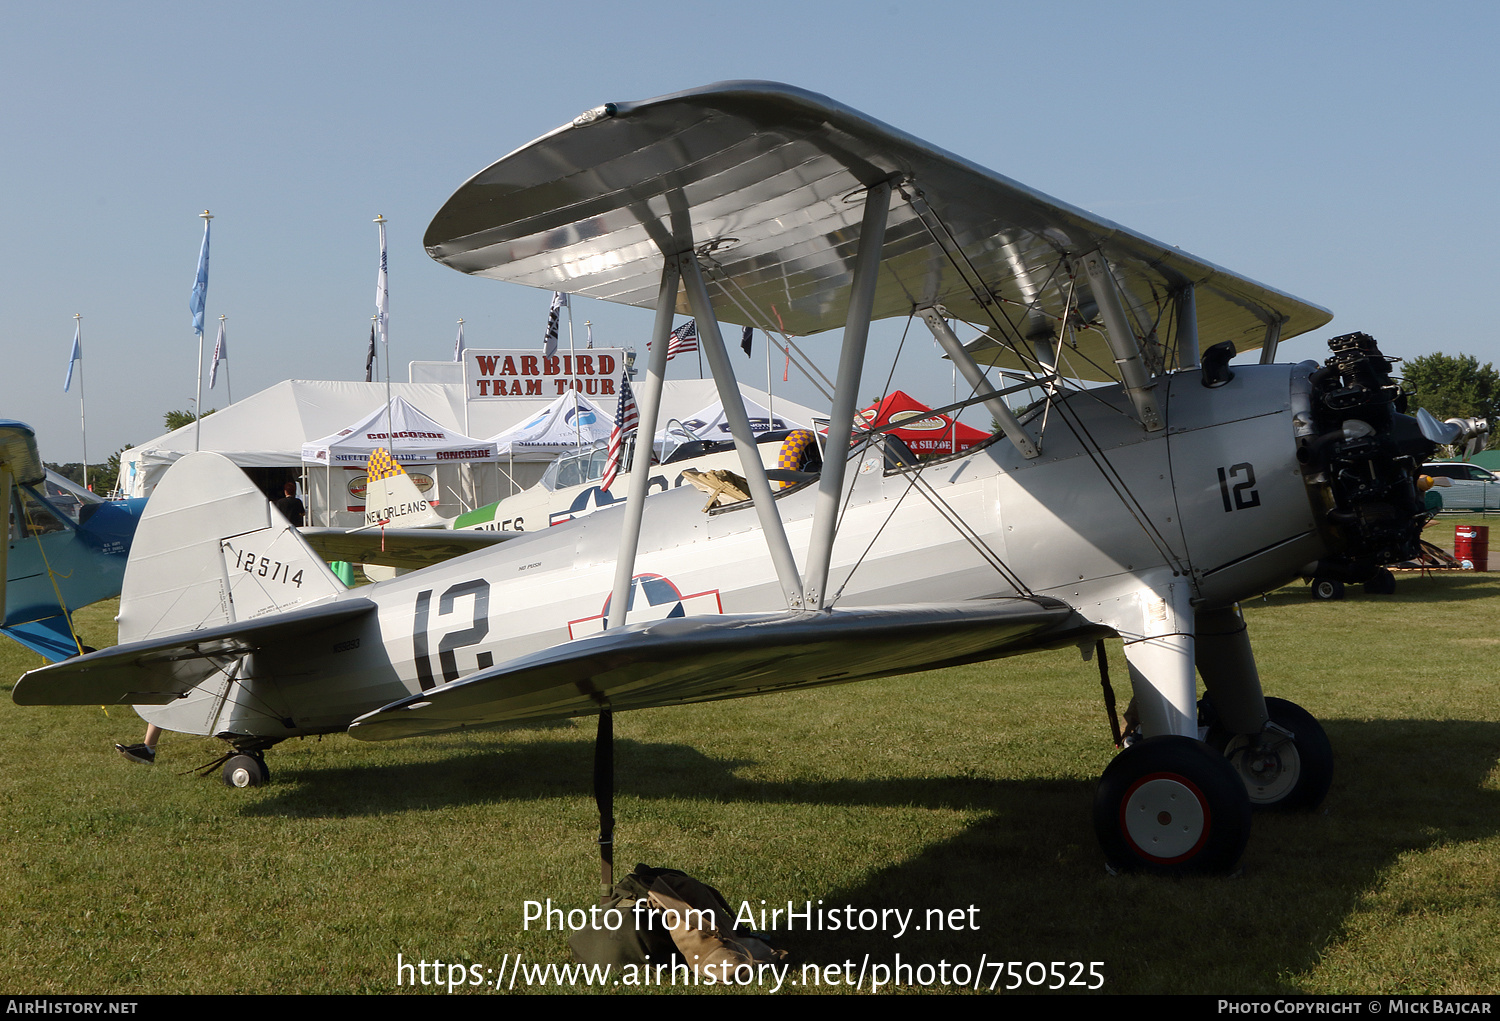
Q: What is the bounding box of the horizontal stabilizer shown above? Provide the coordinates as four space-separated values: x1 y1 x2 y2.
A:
2 615 83 662
12 598 376 707
301 527 517 569
349 598 1078 741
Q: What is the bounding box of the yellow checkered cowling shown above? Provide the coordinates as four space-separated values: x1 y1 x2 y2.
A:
775 430 818 490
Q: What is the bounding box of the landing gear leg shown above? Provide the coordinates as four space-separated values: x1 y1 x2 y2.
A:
1090 578 1252 873
1195 607 1334 810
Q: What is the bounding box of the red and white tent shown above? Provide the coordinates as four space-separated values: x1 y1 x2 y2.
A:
849 391 989 455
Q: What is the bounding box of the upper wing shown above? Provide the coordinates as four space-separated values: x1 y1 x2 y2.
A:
300 526 518 570
11 598 376 706
348 597 1087 740
423 81 1330 380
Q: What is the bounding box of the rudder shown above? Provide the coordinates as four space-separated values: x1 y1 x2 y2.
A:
119 453 344 644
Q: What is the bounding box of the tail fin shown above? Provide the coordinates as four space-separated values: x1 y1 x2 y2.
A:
362 448 445 528
118 452 345 644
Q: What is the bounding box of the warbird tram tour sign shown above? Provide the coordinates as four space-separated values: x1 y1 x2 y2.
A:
465 348 626 399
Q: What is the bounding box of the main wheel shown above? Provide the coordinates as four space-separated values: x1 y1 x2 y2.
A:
1363 568 1396 595
1093 736 1251 875
1311 577 1344 601
223 753 270 788
1220 697 1333 811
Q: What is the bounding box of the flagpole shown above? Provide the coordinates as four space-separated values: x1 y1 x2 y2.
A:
374 214 393 460
565 299 582 450
764 329 774 428
192 210 212 452
74 314 89 490
456 318 470 437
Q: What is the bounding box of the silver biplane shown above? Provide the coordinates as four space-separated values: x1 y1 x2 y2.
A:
15 83 1439 874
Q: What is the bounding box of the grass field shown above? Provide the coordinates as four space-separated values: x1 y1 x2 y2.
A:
3 520 1498 995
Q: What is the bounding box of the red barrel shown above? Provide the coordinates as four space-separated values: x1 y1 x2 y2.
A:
1456 525 1490 571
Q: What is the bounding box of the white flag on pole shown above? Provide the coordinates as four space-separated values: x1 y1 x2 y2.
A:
375 218 389 350
209 318 228 388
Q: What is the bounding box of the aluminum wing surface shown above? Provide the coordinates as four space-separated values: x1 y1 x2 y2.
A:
424 81 1331 382
349 598 1080 741
11 598 376 707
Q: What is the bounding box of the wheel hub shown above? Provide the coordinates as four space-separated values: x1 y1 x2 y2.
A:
1120 774 1208 862
1225 734 1301 804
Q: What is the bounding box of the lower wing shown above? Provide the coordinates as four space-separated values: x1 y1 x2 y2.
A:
349 597 1088 740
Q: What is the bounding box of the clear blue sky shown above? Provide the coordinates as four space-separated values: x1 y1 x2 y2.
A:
4 1 1497 464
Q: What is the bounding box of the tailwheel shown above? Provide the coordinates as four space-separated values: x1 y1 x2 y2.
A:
1219 697 1333 811
223 752 271 788
1093 736 1251 875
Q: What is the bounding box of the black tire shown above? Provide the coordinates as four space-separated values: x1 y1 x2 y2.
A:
223 753 270 789
1093 736 1251 875
1363 568 1396 595
1220 697 1333 812
1311 577 1345 601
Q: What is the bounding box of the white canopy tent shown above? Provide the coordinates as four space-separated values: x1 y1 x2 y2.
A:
657 395 815 444
300 396 498 465
119 377 827 518
300 397 499 527
487 390 613 455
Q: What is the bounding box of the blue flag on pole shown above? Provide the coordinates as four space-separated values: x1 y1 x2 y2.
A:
189 217 211 336
63 322 81 393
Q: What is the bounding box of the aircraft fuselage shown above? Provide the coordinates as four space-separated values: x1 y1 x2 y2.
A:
142 362 1330 742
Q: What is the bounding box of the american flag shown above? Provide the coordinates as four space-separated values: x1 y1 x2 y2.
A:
650 319 698 361
600 372 638 492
